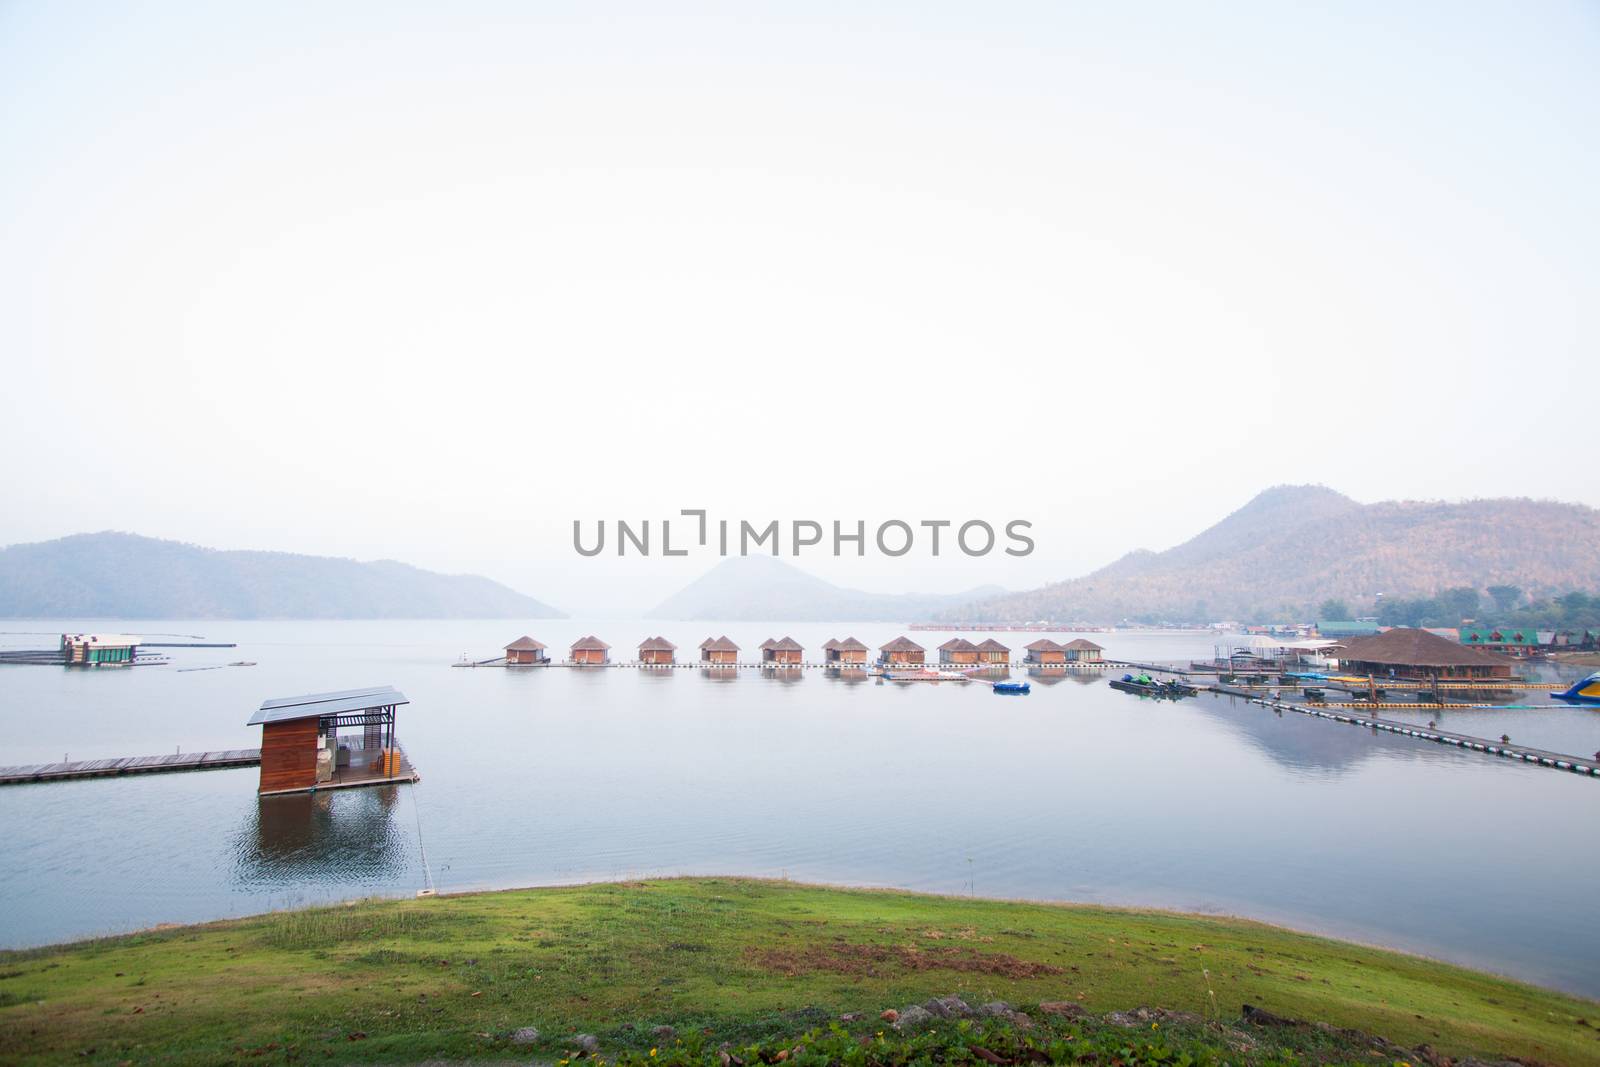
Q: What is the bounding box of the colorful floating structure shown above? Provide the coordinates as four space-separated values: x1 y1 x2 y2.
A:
1552 671 1600 707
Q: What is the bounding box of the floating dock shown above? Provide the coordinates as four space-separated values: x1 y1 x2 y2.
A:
454 657 1123 671
0 748 261 786
1208 685 1599 777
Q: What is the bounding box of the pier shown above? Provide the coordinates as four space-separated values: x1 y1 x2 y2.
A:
1208 685 1599 778
0 748 261 786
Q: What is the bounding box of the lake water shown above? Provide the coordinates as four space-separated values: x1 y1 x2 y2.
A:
1 620 1598 998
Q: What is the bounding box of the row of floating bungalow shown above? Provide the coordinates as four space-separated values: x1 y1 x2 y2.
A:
497 634 1105 667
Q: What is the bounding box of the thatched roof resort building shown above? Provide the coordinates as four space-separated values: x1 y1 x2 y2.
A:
1335 627 1513 681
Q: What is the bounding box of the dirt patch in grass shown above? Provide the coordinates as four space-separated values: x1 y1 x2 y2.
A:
747 940 1064 979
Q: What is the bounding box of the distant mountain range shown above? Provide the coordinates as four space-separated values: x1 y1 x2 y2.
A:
0 532 565 619
944 486 1600 624
648 555 1003 621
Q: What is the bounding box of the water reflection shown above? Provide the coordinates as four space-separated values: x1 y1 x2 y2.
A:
1194 693 1415 775
824 667 869 685
701 667 738 681
761 667 804 685
233 786 411 885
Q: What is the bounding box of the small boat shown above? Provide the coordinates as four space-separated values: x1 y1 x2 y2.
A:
992 681 1030 695
1110 673 1195 699
1551 671 1600 707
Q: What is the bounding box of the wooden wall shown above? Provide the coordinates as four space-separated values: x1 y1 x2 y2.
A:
259 718 319 794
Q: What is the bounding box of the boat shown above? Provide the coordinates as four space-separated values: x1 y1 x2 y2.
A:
992 681 1030 695
1110 673 1196 699
1551 671 1600 707
884 668 970 683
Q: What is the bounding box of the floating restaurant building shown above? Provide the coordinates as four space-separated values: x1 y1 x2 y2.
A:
700 635 740 664
1334 627 1514 681
504 636 549 665
879 636 926 665
60 633 140 666
823 637 870 664
247 686 418 797
938 638 979 665
1024 638 1066 664
570 636 611 664
760 637 803 664
639 636 677 664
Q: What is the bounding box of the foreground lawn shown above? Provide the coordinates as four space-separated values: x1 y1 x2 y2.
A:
0 878 1595 1065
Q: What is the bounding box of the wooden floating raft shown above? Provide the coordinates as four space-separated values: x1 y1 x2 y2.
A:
0 748 261 786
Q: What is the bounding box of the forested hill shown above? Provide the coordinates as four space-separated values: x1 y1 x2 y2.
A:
944 486 1600 624
0 532 565 619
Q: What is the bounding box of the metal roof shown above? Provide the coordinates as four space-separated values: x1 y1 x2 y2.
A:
249 686 408 726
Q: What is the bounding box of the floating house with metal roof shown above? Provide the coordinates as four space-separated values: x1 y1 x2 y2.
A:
504 636 549 665
247 686 417 796
570 636 611 664
938 637 979 664
700 636 740 664
822 637 869 665
759 636 803 664
639 636 677 664
878 636 926 665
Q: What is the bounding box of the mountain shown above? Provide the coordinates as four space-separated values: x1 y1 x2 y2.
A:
943 486 1600 624
648 555 1004 621
0 532 565 619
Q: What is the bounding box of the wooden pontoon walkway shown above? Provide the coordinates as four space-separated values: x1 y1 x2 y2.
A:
1208 685 1599 778
0 748 261 786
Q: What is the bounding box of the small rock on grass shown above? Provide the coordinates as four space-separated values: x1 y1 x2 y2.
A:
652 1025 677 1041
879 1009 899 1023
572 1033 600 1054
923 995 973 1018
510 1026 540 1045
1037 1001 1088 1020
838 1012 863 1022
893 1005 934 1030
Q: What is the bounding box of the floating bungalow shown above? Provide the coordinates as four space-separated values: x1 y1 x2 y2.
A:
1334 627 1514 681
1024 638 1066 664
1061 638 1104 662
975 638 1011 665
879 636 926 665
823 637 870 665
938 637 979 665
700 635 740 664
760 636 803 664
639 636 677 664
247 686 418 797
570 636 611 664
60 633 140 666
503 636 549 665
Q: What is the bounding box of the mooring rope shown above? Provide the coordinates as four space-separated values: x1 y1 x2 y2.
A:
409 785 437 896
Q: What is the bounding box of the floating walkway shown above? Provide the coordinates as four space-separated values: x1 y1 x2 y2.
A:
1208 685 1598 778
454 658 1124 671
0 748 261 786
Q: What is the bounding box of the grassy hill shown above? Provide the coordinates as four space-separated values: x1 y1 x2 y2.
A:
948 486 1600 624
0 879 1594 1066
0 531 565 619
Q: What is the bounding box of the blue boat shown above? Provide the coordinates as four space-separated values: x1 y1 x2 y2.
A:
993 681 1031 695
1551 671 1600 707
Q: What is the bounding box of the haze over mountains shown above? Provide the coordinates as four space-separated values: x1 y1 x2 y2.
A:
647 555 1003 621
945 486 1600 624
0 532 564 619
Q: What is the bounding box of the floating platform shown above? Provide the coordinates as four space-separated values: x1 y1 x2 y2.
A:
454 658 1123 671
0 748 261 786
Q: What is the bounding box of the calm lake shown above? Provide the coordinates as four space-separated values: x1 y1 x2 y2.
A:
1 620 1597 998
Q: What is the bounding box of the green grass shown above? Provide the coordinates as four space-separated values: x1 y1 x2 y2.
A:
0 878 1595 1065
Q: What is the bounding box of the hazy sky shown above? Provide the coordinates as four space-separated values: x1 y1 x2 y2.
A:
2 2 1596 614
